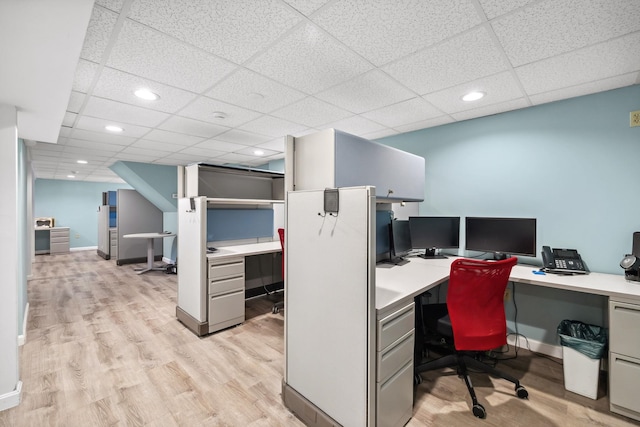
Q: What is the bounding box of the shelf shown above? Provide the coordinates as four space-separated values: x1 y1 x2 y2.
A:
206 198 284 205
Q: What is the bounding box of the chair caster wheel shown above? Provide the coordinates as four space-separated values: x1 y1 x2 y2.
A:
472 403 486 419
516 385 528 399
413 374 422 385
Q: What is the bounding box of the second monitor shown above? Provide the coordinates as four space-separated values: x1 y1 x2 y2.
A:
409 216 460 259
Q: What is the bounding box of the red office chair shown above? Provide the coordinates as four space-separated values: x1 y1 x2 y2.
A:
272 228 285 314
415 257 528 419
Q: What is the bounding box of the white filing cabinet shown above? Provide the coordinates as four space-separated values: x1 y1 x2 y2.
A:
609 297 640 422
208 256 245 334
376 302 415 427
50 227 70 254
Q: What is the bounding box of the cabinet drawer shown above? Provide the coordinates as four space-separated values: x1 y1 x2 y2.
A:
50 235 69 244
50 229 69 238
209 276 244 296
50 242 69 254
208 290 245 333
377 330 414 383
609 300 640 355
209 258 244 279
376 360 414 427
378 303 415 351
610 352 640 419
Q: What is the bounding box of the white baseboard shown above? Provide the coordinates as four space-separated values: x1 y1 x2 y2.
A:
507 334 563 359
162 257 175 264
71 246 97 252
18 303 29 346
0 381 22 411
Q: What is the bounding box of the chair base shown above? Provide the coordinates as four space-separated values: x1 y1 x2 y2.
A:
415 352 528 419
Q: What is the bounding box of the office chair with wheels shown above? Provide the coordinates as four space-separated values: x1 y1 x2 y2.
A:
272 228 285 314
415 257 528 419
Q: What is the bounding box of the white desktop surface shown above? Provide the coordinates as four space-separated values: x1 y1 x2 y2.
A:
206 241 281 260
375 256 640 313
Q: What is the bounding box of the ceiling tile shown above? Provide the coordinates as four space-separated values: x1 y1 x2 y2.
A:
234 146 280 157
120 146 173 157
92 67 199 113
254 138 286 152
158 116 229 138
65 138 128 152
238 115 308 138
423 71 525 114
492 0 640 67
282 0 332 16
83 96 170 128
69 128 137 146
214 129 272 146
75 116 151 138
393 116 455 133
315 70 416 114
62 145 118 159
361 97 442 128
178 97 263 128
156 152 212 164
322 115 387 136
67 91 86 113
80 5 118 63
516 32 640 94
62 112 77 127
142 129 205 146
529 73 640 106
178 146 228 158
107 19 237 92
361 128 399 140
94 0 125 13
247 22 373 94
478 0 538 19
451 98 530 122
131 139 191 152
128 0 302 64
194 139 248 153
72 60 99 93
271 96 353 127
215 152 258 164
384 26 509 95
207 68 306 113
314 0 481 66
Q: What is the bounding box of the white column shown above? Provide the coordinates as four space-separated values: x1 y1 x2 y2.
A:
0 104 21 411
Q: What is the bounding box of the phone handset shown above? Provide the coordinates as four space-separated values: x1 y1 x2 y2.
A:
542 245 554 269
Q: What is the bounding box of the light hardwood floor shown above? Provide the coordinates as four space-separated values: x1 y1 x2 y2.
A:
1 250 639 426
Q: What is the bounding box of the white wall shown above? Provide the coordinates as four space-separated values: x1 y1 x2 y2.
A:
0 104 21 410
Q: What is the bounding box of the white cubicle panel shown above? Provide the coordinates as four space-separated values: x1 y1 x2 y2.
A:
285 186 376 427
177 197 207 322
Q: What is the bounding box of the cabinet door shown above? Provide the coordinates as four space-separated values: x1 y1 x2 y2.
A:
610 300 640 356
610 352 640 419
377 360 414 427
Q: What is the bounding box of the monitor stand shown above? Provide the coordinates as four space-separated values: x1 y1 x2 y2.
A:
419 248 447 259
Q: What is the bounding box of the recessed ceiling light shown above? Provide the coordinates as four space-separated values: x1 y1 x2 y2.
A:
67 175 75 179
105 125 123 132
77 160 88 164
134 88 160 101
253 149 265 156
462 91 485 102
212 111 227 119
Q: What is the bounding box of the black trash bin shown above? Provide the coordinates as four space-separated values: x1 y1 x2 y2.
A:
557 319 608 399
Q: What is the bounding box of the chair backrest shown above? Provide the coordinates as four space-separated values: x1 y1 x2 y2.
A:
278 228 285 279
446 257 517 351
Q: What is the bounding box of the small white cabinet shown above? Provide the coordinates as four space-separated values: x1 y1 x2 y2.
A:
376 302 415 427
290 129 425 202
609 298 640 421
35 226 70 255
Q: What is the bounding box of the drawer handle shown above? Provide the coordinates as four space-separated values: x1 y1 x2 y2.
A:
615 357 640 369
381 333 414 362
613 306 640 315
380 360 413 390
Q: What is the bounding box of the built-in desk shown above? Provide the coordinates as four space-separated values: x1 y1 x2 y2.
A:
177 240 282 336
34 227 70 255
375 256 640 423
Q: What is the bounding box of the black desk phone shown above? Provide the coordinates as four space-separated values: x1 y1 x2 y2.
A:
541 246 588 274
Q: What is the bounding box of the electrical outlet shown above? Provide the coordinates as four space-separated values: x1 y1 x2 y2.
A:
631 110 640 127
74 234 80 239
503 288 512 302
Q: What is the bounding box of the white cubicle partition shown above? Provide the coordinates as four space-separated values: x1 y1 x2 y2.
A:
284 186 376 427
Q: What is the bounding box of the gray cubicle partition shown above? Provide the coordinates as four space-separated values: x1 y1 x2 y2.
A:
116 189 163 265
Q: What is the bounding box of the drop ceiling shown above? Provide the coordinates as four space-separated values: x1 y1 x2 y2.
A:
5 0 640 183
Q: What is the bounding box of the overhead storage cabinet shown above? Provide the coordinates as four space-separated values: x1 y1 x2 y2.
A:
290 128 425 202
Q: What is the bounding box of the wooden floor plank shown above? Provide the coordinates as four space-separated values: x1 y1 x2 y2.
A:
1 250 639 426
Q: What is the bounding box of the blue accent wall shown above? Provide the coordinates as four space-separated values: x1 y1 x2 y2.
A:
377 84 640 346
34 179 132 248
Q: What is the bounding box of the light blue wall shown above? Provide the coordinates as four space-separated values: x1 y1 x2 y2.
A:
34 179 132 248
377 84 640 346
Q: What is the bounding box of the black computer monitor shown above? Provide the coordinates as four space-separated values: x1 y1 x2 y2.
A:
465 217 537 260
408 216 460 259
389 219 412 264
